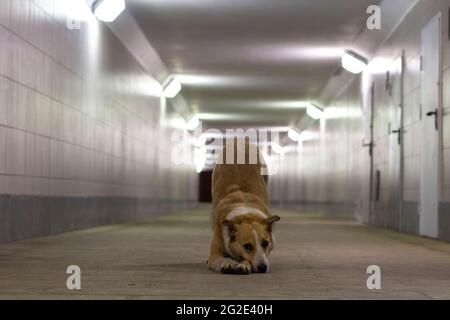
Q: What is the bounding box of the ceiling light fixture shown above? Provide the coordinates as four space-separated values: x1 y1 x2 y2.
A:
288 128 301 142
341 50 368 74
306 104 324 120
163 77 182 98
186 115 200 131
299 131 315 141
93 0 125 22
272 143 284 154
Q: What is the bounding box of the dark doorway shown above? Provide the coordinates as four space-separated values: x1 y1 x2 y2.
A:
199 170 213 202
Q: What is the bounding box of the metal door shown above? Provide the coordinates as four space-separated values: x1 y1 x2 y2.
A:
420 13 441 238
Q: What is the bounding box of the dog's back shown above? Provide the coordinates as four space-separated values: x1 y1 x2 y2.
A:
212 139 269 211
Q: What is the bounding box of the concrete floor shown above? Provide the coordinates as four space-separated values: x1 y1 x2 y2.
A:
1 207 450 299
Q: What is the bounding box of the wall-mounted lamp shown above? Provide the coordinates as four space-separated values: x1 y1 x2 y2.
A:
341 50 368 74
93 0 125 22
306 104 324 120
163 77 182 98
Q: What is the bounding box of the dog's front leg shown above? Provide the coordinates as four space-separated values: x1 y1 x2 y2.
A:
208 238 251 274
219 258 251 275
208 254 251 274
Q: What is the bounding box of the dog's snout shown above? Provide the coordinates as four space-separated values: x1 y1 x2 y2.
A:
257 264 267 273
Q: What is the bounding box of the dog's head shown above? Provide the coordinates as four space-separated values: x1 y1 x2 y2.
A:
222 214 280 273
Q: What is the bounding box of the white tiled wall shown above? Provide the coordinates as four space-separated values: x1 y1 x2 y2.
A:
270 0 450 234
270 78 367 218
0 0 197 239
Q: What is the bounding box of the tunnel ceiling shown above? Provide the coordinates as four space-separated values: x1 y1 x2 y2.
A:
127 0 380 129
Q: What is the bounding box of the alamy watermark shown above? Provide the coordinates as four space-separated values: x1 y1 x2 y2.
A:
366 265 381 290
171 121 284 175
66 265 81 290
367 5 381 30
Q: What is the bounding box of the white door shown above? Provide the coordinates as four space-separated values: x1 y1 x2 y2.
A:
387 55 404 231
420 14 441 238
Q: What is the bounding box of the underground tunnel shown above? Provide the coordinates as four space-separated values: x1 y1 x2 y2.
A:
0 0 450 303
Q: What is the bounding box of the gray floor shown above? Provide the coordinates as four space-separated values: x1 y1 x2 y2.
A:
1 207 450 299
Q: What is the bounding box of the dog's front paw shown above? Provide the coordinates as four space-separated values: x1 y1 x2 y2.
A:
220 260 251 275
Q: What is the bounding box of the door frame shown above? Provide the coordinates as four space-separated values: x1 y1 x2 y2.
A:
399 51 405 232
386 52 405 230
398 52 405 231
368 82 375 224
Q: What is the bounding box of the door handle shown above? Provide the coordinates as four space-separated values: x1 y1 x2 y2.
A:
391 129 401 145
426 109 438 130
362 142 373 156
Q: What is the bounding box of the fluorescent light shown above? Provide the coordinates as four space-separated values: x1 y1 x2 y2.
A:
299 131 315 141
306 104 323 120
194 147 207 173
288 128 301 142
272 143 284 154
186 116 200 131
163 78 182 98
324 107 361 119
196 113 251 121
341 51 368 74
93 0 125 22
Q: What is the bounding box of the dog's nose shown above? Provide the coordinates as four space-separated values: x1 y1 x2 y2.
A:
257 264 267 273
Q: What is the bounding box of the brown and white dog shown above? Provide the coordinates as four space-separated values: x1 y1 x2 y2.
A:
207 139 280 274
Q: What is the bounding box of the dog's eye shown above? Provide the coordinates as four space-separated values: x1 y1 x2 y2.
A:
261 239 269 248
243 243 253 251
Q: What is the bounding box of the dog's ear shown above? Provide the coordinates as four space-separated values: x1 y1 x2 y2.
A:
263 215 280 232
222 220 237 240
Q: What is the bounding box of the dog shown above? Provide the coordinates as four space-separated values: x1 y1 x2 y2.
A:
207 138 280 274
